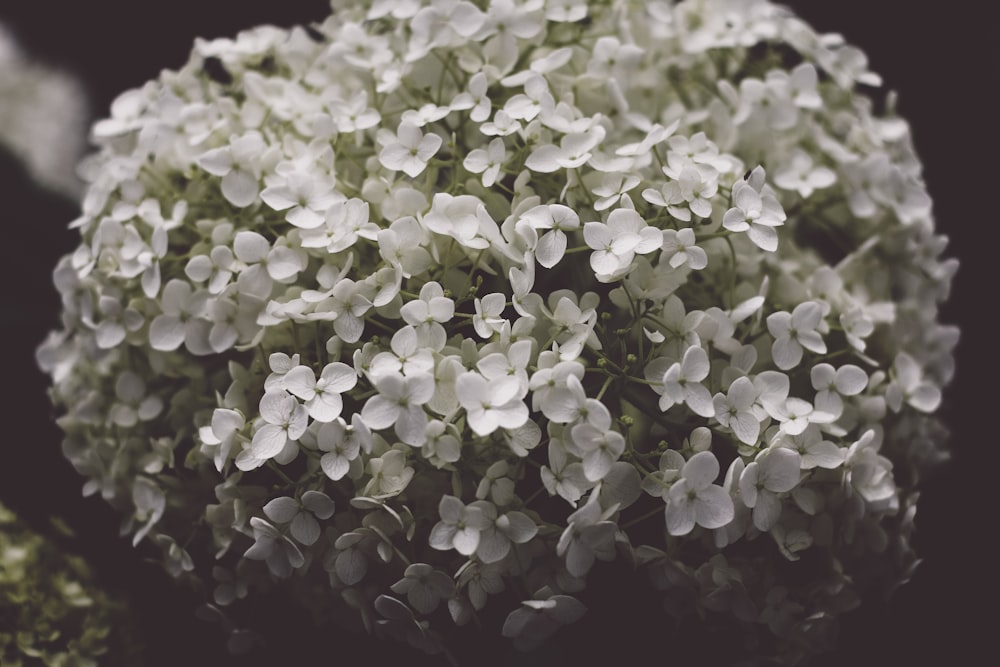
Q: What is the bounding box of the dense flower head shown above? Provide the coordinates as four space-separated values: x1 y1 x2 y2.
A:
37 0 958 663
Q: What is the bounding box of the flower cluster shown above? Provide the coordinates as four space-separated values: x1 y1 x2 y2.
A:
38 0 958 663
0 22 88 196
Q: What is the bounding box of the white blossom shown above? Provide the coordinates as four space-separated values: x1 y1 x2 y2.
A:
767 301 827 370
713 377 762 446
379 121 442 178
739 448 802 531
885 352 942 413
665 451 734 536
361 372 435 446
723 168 786 252
282 362 357 422
429 495 490 556
556 492 618 577
37 0 958 653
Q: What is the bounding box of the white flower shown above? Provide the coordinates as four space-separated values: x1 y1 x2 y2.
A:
198 408 245 472
569 422 625 482
198 131 270 207
480 109 521 137
473 292 508 338
108 371 163 427
657 344 715 418
264 352 301 391
239 390 308 470
37 0 958 649
370 326 435 378
458 561 505 613
540 373 610 427
463 137 506 187
739 447 802 531
542 292 600 360
518 203 581 268
399 281 454 348
475 461 515 506
421 193 492 250
282 362 357 422
299 198 377 253
644 165 717 221
379 218 433 279
641 449 686 501
429 495 490 556
305 277 374 343
379 121 442 178
772 424 844 470
774 149 836 198
840 307 875 352
185 245 236 294
556 492 618 577
482 334 533 380
233 230 306 299
259 166 343 230
472 501 538 563
363 449 415 498
148 279 209 352
885 352 942 413
131 477 165 545
583 208 662 280
665 451 734 536
262 491 336 546
540 438 592 505
843 430 897 509
317 414 371 481
329 90 381 133
503 75 554 122
810 363 868 419
390 564 455 614
529 356 583 410
456 372 529 436
713 377 761 446
524 126 605 173
592 174 640 212
660 228 708 270
722 168 786 252
451 72 491 122
587 35 644 79
244 517 304 578
767 301 827 370
545 0 587 22
360 372 435 446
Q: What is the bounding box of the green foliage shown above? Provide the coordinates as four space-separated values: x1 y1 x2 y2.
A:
0 504 129 666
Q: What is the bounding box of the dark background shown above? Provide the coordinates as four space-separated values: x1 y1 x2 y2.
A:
0 1 992 665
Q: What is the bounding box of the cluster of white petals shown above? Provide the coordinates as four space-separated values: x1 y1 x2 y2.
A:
0 23 88 195
37 0 958 663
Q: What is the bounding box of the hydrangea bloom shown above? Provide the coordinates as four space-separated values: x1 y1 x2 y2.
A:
38 0 959 663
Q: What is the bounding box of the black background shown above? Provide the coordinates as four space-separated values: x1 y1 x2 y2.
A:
0 2 992 665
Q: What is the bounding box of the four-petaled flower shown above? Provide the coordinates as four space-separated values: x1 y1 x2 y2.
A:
379 121 443 178
239 390 308 470
665 451 735 536
723 167 786 251
429 495 490 556
767 301 827 370
739 447 802 531
713 377 761 445
456 372 529 436
282 362 357 422
583 208 662 280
